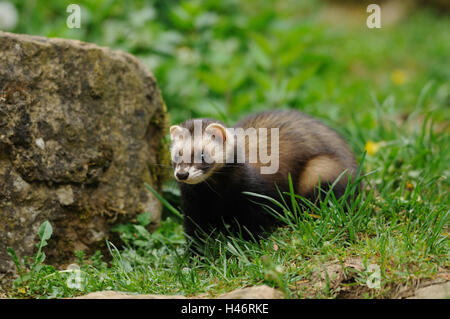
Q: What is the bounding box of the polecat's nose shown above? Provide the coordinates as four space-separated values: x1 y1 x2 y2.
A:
176 171 189 181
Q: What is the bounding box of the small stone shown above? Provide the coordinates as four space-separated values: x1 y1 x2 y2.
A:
408 282 450 299
56 186 74 206
217 285 284 299
35 137 45 150
12 175 30 192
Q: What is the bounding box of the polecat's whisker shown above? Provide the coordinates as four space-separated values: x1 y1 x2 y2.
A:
203 179 223 199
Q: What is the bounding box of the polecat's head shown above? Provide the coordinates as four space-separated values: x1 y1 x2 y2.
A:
169 119 232 184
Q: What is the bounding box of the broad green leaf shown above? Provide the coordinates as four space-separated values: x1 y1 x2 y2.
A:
38 221 53 243
136 212 151 226
249 41 271 70
6 247 22 271
197 71 228 94
133 225 150 238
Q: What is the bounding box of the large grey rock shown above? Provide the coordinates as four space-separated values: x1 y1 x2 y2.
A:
0 31 169 273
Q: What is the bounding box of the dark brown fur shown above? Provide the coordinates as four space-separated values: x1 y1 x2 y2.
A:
173 110 360 251
235 110 359 199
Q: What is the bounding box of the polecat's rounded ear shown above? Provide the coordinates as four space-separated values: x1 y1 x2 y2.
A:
169 125 183 140
205 123 227 142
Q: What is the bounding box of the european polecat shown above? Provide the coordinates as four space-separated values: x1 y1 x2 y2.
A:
169 110 359 249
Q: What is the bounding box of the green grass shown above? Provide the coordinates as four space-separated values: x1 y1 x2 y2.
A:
4 0 449 298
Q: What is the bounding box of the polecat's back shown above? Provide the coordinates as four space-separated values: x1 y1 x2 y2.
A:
234 110 359 198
